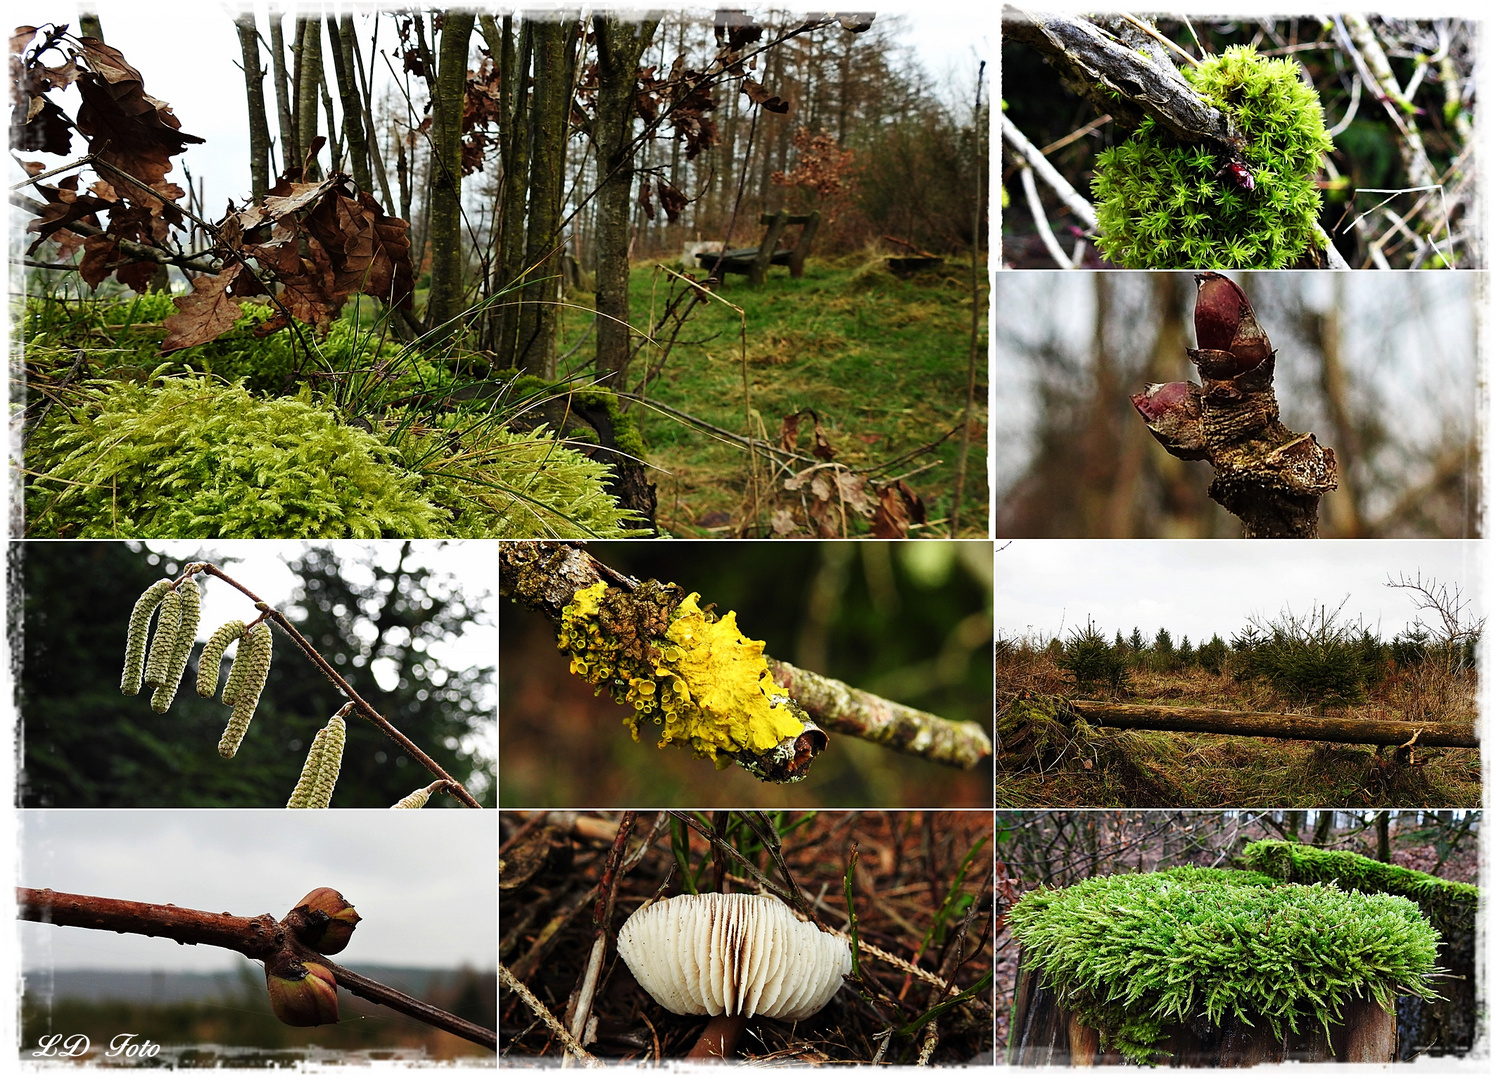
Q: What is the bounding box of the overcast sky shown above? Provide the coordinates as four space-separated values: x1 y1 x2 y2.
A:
20 3 987 211
998 540 1482 644
19 810 496 972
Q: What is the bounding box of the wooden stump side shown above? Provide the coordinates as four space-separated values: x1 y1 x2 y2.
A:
1007 951 1398 1067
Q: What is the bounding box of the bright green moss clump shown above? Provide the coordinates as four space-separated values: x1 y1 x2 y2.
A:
1009 867 1440 1063
1092 45 1335 268
558 581 808 768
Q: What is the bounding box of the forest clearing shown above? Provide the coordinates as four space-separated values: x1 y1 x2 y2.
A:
13 12 986 539
997 541 1482 809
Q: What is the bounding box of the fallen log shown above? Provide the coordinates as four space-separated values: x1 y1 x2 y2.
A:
1068 700 1478 749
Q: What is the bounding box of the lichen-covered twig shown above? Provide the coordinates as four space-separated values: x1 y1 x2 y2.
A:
500 542 992 773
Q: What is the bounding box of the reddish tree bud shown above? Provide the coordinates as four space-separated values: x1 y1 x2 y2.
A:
285 887 361 955
1193 272 1273 373
1131 381 1207 460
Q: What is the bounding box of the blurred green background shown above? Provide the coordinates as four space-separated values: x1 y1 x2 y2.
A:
499 541 994 807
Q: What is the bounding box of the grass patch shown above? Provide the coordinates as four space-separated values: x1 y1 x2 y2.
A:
560 255 988 536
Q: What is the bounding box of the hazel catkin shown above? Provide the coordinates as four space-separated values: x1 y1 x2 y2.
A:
218 623 272 759
143 587 183 690
151 577 201 713
197 619 247 698
121 578 174 696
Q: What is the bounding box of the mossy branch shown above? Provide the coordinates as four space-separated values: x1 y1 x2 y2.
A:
18 887 496 1049
500 542 992 772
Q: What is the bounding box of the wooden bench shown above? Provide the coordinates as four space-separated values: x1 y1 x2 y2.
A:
696 210 821 284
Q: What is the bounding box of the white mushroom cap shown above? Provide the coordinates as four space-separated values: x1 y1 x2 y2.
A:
617 893 851 1021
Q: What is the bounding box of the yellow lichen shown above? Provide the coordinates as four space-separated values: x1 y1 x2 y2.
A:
557 583 806 767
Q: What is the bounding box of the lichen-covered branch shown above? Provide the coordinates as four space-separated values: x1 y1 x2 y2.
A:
1132 274 1337 536
766 660 992 768
500 542 992 773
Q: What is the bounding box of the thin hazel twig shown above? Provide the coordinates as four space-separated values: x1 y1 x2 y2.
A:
192 563 482 808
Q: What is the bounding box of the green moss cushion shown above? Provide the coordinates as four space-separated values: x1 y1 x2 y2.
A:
1092 45 1335 268
1009 867 1440 1062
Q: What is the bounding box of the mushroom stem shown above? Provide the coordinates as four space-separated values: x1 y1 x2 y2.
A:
688 1014 749 1060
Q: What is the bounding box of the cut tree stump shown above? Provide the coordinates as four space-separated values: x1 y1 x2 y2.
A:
1007 954 1397 1066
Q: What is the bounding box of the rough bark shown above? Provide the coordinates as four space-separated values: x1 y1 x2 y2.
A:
516 18 575 377
1066 700 1477 748
1002 11 1235 147
425 12 475 335
591 15 659 385
234 14 273 200
325 14 372 194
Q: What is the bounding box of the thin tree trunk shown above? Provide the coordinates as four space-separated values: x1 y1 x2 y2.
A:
592 15 659 385
494 18 533 367
78 12 104 40
234 14 272 200
296 17 323 179
516 18 574 378
326 14 371 193
1375 810 1391 862
268 14 298 173
425 12 476 335
351 18 395 211
319 66 341 170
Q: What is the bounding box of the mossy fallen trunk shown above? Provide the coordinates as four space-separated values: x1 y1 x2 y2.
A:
1068 700 1477 749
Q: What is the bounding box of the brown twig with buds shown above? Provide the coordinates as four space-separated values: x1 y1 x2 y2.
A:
18 886 496 1050
1132 273 1338 537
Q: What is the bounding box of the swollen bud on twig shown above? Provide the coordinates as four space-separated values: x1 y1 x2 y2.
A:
197 619 247 698
122 578 174 696
143 588 182 690
218 624 272 759
391 780 448 808
1130 381 1207 460
264 951 339 1026
285 887 361 955
151 576 201 713
1192 272 1273 375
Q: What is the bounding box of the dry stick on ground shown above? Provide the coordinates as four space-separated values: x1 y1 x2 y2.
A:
500 962 603 1065
565 810 638 1061
499 542 993 772
189 563 482 807
18 888 496 1049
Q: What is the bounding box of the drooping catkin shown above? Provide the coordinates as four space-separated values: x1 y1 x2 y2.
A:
287 721 331 808
122 578 174 696
197 619 247 698
217 624 272 759
151 577 201 714
306 715 346 809
391 781 445 809
143 587 182 690
221 625 253 706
